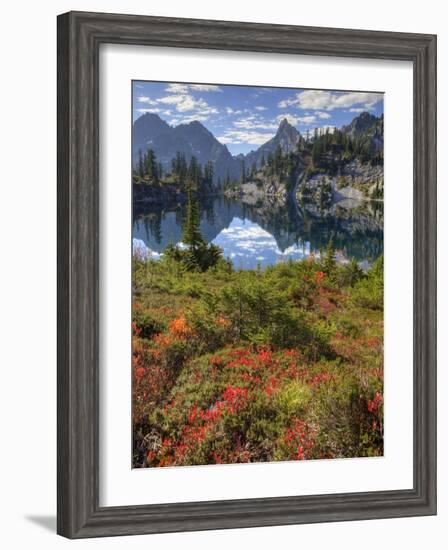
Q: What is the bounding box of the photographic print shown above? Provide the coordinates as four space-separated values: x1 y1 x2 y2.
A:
132 81 384 468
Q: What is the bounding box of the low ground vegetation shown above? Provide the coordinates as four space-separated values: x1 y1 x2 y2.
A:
132 242 384 467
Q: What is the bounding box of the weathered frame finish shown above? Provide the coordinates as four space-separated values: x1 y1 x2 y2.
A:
57 11 437 539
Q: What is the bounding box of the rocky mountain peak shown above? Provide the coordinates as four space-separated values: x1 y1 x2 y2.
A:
276 118 298 137
278 118 291 129
342 111 380 137
243 118 301 169
135 112 170 132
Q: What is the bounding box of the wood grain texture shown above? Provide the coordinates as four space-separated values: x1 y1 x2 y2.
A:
57 10 437 538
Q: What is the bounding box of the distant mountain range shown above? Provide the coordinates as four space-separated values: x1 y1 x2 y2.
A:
133 113 240 183
133 111 383 187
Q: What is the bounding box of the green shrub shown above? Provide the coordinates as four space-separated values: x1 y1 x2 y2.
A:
336 316 362 338
215 272 323 350
185 303 232 353
352 255 383 310
274 381 312 419
133 309 166 340
312 372 383 457
338 257 364 287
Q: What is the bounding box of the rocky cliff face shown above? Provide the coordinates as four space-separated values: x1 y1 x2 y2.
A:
342 112 384 153
297 160 384 206
341 160 383 185
226 173 289 201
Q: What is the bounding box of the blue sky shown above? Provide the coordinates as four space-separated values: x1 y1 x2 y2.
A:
133 81 384 155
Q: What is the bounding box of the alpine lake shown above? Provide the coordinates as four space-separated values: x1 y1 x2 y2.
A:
133 193 383 270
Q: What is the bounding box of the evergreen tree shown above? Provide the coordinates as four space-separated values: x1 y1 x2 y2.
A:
322 238 336 275
286 152 297 189
145 149 158 183
240 159 246 185
344 257 363 286
147 213 162 245
172 151 188 186
312 139 324 167
166 185 223 272
224 171 231 189
204 160 214 186
188 156 202 187
138 149 145 178
250 162 257 180
182 185 205 250
274 145 283 177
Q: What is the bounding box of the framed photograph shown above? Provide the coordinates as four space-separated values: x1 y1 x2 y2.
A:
57 11 437 538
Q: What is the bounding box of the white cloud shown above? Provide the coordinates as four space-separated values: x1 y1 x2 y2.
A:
135 107 176 118
221 226 271 239
156 93 218 121
165 83 222 93
153 83 221 121
212 218 312 268
169 113 210 125
349 107 367 113
137 96 158 105
157 94 200 111
165 83 189 94
234 116 278 131
275 112 333 129
317 125 336 134
217 130 275 145
297 116 318 124
276 113 316 125
226 107 243 115
255 106 267 111
135 108 163 114
189 84 222 92
278 98 293 108
278 90 382 111
276 113 300 125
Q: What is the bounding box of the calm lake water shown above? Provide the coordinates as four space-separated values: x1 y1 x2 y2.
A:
133 196 383 270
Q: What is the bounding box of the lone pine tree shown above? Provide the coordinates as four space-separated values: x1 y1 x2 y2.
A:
182 185 206 250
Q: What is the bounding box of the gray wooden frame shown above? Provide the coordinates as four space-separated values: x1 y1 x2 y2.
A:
57 10 437 539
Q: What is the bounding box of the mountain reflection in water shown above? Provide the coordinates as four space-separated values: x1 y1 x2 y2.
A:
133 195 383 269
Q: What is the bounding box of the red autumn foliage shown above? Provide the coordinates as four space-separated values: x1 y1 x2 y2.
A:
280 418 316 460
367 391 383 413
315 271 325 285
169 315 193 339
